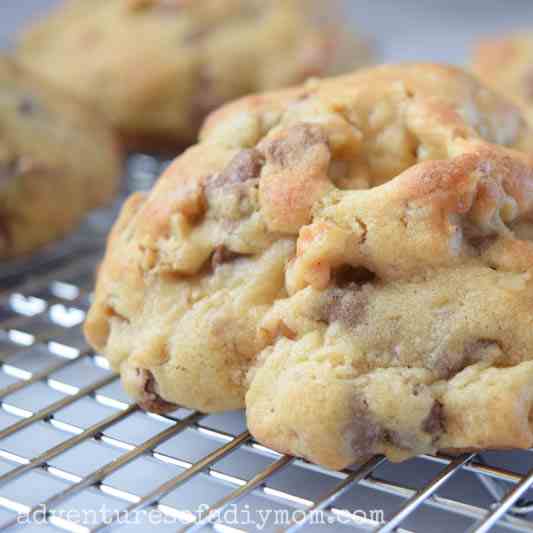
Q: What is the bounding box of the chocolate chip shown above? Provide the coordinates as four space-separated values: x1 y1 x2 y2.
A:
468 234 498 253
0 160 18 185
225 148 264 182
318 285 369 327
137 368 178 414
128 0 187 11
0 157 42 186
211 245 241 269
208 149 265 190
184 25 210 45
0 214 12 250
331 265 376 288
383 429 418 450
350 396 381 458
265 124 328 168
435 339 503 378
464 339 502 363
464 223 498 253
432 351 459 379
317 264 375 326
422 401 444 435
17 95 40 116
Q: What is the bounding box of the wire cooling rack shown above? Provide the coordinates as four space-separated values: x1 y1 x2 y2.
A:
0 157 530 533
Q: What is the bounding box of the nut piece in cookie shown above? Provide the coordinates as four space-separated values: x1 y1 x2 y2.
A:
86 64 533 469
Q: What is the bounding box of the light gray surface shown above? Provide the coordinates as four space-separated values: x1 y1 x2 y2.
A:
349 0 533 64
0 0 59 49
0 2 532 533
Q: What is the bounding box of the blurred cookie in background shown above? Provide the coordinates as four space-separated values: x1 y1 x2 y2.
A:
472 33 533 127
16 0 372 152
0 57 122 259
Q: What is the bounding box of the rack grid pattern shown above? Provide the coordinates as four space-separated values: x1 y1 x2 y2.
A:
0 170 531 533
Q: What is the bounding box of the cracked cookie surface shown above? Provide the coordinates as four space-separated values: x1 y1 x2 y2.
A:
85 64 533 469
0 57 121 258
16 0 364 151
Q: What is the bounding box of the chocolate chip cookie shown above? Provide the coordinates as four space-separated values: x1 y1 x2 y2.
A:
472 33 533 127
17 0 367 151
0 57 121 258
85 64 533 469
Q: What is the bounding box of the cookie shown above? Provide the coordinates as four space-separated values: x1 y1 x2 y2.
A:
472 33 533 126
17 0 367 151
0 57 121 258
85 64 533 469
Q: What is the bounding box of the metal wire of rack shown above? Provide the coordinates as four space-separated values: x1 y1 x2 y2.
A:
0 160 530 533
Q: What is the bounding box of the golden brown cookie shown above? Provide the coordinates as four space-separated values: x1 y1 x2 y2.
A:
85 64 533 469
472 32 533 127
17 0 368 151
0 57 121 258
